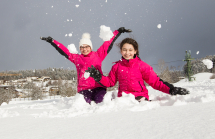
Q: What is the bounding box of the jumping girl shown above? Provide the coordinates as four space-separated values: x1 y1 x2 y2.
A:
41 27 131 104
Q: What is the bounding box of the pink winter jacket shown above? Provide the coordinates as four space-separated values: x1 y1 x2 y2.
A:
99 56 171 100
50 30 120 92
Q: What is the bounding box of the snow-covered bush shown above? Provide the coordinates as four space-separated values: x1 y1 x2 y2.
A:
58 80 76 97
157 59 183 83
31 86 44 100
184 55 215 75
0 88 14 105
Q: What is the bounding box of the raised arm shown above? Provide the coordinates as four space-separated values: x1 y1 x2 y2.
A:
97 27 132 61
40 36 77 64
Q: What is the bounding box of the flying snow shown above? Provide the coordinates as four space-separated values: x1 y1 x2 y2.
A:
67 44 78 54
157 24 161 29
99 25 114 41
196 51 199 55
68 33 72 37
75 5 79 8
202 59 213 69
84 72 90 79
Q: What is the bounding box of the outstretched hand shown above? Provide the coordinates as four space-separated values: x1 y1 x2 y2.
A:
40 36 53 43
170 87 189 95
85 65 102 82
118 27 132 33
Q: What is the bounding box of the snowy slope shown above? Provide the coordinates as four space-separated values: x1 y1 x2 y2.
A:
0 73 215 139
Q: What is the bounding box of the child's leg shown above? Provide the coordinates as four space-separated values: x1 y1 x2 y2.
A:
79 90 93 104
92 87 107 104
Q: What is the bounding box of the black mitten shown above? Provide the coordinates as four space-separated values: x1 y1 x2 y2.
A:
117 27 132 33
85 65 102 82
170 87 189 95
40 36 53 43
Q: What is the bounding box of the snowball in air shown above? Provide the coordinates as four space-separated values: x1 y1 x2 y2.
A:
84 72 90 79
202 59 213 69
196 51 199 55
68 33 72 37
67 44 78 54
99 25 114 41
75 5 79 7
157 24 161 29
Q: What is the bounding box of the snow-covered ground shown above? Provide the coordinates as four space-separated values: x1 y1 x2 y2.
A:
1 72 215 139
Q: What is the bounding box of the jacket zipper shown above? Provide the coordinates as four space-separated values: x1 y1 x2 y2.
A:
138 81 143 91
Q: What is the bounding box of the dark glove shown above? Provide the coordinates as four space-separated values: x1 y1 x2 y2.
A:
85 65 102 82
40 36 53 43
117 27 132 33
170 87 189 95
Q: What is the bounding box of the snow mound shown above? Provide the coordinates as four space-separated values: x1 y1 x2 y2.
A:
2 73 215 119
0 109 19 118
67 44 78 54
177 72 213 82
99 25 114 41
30 77 215 118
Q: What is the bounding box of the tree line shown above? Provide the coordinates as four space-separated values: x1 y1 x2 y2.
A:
0 68 77 81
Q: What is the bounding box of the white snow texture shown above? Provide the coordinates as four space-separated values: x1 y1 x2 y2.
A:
99 25 114 41
67 44 78 54
202 59 213 69
84 72 90 79
1 73 215 139
157 24 161 29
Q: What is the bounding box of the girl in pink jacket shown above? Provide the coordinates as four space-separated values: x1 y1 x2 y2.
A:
86 38 189 101
41 28 131 104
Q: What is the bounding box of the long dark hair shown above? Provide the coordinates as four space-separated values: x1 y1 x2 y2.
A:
117 38 139 57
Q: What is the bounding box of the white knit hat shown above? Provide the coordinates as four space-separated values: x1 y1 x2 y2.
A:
79 33 93 50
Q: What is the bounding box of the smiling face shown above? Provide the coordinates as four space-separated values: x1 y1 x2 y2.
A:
120 43 137 60
80 44 92 55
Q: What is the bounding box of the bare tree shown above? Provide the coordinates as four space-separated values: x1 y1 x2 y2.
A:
58 80 76 97
0 88 13 105
157 59 172 83
23 82 35 100
31 86 44 100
